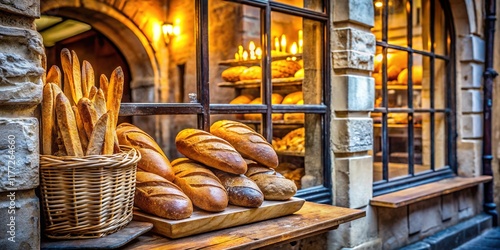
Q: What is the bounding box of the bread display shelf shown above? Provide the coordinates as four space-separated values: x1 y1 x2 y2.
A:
218 77 303 89
219 54 303 66
132 197 305 239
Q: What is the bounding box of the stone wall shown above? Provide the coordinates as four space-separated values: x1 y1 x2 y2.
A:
0 0 42 248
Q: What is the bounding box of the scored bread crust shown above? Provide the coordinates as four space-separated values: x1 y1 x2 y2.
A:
175 128 247 175
210 120 279 169
245 162 297 201
212 169 263 208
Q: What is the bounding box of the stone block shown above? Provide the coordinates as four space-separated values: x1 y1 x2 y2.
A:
0 118 38 192
456 140 482 177
0 189 39 249
0 0 39 18
408 197 442 236
329 206 377 249
332 28 376 54
378 206 409 249
331 117 373 153
441 193 458 222
460 35 485 63
333 0 374 27
461 89 482 113
331 75 374 111
332 50 374 71
0 25 44 106
334 156 373 208
461 114 483 139
458 188 478 221
460 63 483 88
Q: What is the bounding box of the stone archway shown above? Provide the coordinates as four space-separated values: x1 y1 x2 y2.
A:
40 0 161 137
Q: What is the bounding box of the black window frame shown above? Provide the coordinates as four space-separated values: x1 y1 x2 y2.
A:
372 0 457 196
119 0 333 203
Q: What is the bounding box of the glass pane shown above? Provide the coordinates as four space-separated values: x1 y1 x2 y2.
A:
387 113 409 179
388 0 408 46
273 114 323 189
271 0 324 12
415 113 430 174
417 54 431 109
412 0 429 51
210 2 261 104
372 1 383 41
387 49 408 108
435 112 447 170
433 0 447 55
435 58 447 109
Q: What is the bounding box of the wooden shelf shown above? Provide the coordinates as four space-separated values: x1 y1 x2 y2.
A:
219 53 303 67
370 176 493 208
218 77 303 89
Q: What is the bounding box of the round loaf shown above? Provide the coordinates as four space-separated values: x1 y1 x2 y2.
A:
294 68 304 78
239 66 261 81
135 171 193 220
212 168 264 208
175 128 247 174
245 162 297 200
117 123 175 181
282 91 303 105
171 158 228 212
210 120 279 169
229 94 254 104
271 60 302 77
222 66 247 82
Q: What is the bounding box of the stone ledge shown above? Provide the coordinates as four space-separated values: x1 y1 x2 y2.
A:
370 176 492 208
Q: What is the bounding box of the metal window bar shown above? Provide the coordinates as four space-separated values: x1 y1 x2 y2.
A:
406 0 415 176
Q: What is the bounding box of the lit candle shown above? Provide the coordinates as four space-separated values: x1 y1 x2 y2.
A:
249 41 256 60
281 34 287 53
255 47 262 59
243 50 248 61
238 45 244 60
291 42 298 55
298 30 303 53
235 52 239 61
274 37 280 52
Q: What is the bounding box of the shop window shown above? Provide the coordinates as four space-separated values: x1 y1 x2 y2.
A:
371 0 455 196
126 0 331 202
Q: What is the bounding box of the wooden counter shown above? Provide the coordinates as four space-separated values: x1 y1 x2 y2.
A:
123 202 365 250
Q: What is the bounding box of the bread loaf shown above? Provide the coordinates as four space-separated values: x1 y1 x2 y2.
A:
210 120 279 169
117 123 175 181
245 162 297 200
222 66 247 82
239 66 261 81
55 93 83 156
171 158 228 212
282 91 303 105
175 128 247 174
86 112 108 155
243 94 284 121
135 171 193 220
211 169 263 208
229 94 254 105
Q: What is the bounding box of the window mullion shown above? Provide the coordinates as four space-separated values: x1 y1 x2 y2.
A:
196 0 210 130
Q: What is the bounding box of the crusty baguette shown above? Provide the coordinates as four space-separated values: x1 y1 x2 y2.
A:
86 112 108 155
94 88 107 118
175 128 247 174
117 123 175 181
210 120 279 168
88 86 98 101
77 97 98 139
100 74 109 97
106 67 124 128
82 60 94 98
245 162 297 201
72 106 89 152
60 49 75 105
103 110 115 155
46 65 62 88
171 158 228 212
55 93 83 156
212 169 263 208
71 50 83 102
135 171 193 220
42 83 55 155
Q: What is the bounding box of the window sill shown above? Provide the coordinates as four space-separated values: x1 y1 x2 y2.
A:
370 176 492 208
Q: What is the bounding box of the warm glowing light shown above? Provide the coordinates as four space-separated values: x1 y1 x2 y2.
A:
280 34 287 53
255 47 262 59
162 22 180 45
291 42 298 55
374 1 383 8
298 30 303 53
274 37 280 51
243 51 249 61
235 53 239 61
173 26 180 36
249 41 256 60
238 45 244 60
162 23 173 35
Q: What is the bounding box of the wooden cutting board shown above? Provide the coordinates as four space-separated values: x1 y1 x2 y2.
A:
132 197 305 239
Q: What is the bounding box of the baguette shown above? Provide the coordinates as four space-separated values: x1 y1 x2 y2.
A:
82 60 94 98
100 74 109 97
117 123 175 181
210 120 279 168
171 158 228 212
71 50 83 102
175 128 247 174
212 169 263 208
88 86 98 101
245 162 297 201
46 65 62 88
104 67 124 155
60 49 75 105
86 112 108 155
94 88 107 118
77 97 98 139
42 83 55 155
135 171 193 220
55 93 83 156
71 106 89 152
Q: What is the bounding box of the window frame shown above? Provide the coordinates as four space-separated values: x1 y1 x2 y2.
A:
371 0 457 196
120 0 333 203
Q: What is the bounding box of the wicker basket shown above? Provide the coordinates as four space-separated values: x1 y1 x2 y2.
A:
39 146 141 239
